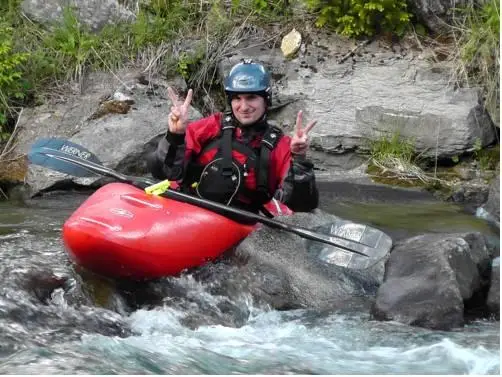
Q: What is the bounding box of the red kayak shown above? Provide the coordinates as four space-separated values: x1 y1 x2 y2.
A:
63 182 291 279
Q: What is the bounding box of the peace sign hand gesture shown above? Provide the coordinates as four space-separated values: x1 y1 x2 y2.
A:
290 110 317 155
167 87 193 134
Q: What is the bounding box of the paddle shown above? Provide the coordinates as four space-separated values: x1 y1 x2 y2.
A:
29 138 156 186
28 138 372 257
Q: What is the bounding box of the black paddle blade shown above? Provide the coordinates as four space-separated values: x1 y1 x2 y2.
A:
28 138 102 178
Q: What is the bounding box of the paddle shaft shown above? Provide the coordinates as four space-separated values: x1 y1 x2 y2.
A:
156 187 368 255
31 149 369 256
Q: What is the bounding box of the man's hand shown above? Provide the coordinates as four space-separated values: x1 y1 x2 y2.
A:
290 110 317 155
167 87 193 134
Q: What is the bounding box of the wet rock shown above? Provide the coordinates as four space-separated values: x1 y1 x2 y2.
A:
0 265 132 354
0 155 26 184
480 172 500 224
372 232 492 330
487 257 499 318
232 211 383 311
448 182 490 206
0 288 131 354
21 270 68 304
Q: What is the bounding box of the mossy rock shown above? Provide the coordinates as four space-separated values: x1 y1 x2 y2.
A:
0 155 27 183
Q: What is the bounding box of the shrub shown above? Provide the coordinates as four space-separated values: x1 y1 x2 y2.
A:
304 0 411 37
0 23 29 138
41 7 99 81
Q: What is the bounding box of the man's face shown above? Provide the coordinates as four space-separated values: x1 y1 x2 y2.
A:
230 93 266 126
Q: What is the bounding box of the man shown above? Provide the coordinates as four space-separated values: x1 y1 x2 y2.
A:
147 59 318 213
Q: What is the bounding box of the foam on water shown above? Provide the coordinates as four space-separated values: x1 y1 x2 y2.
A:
77 306 500 374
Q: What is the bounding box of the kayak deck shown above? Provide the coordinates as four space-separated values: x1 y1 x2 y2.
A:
63 183 257 279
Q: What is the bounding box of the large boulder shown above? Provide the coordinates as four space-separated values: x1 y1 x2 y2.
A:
371 232 492 330
228 211 386 311
220 30 495 166
126 212 386 328
21 0 135 32
12 70 201 196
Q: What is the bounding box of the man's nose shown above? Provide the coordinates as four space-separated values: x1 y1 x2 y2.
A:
239 99 250 110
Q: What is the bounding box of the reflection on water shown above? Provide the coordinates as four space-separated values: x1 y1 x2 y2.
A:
321 200 499 241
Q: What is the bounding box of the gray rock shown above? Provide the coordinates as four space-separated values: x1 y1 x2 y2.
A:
487 257 499 317
372 232 491 330
231 211 385 311
220 33 495 163
21 0 136 32
481 173 500 224
407 0 486 34
14 70 202 196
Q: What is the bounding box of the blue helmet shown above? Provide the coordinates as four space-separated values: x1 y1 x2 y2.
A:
224 60 272 105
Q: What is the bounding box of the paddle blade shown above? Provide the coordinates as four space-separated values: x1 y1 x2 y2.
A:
307 220 392 269
28 138 102 177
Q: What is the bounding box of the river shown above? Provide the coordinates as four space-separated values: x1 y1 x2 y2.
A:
0 183 499 374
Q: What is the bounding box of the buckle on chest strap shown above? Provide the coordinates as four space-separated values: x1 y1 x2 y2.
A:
261 126 282 150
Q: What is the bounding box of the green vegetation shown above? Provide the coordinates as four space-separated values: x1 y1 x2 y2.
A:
305 0 410 37
45 8 99 81
473 139 499 172
368 131 415 164
176 50 205 81
452 0 500 126
366 132 422 187
0 23 28 139
366 131 498 195
365 132 453 190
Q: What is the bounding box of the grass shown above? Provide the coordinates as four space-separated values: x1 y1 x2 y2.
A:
473 140 500 172
450 0 500 127
366 132 453 189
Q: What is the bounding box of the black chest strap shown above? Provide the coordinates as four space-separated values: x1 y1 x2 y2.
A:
220 113 235 177
255 125 282 200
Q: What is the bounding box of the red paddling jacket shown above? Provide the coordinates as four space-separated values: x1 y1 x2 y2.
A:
147 113 318 212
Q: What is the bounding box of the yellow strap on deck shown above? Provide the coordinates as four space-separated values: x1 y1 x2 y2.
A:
144 180 171 196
